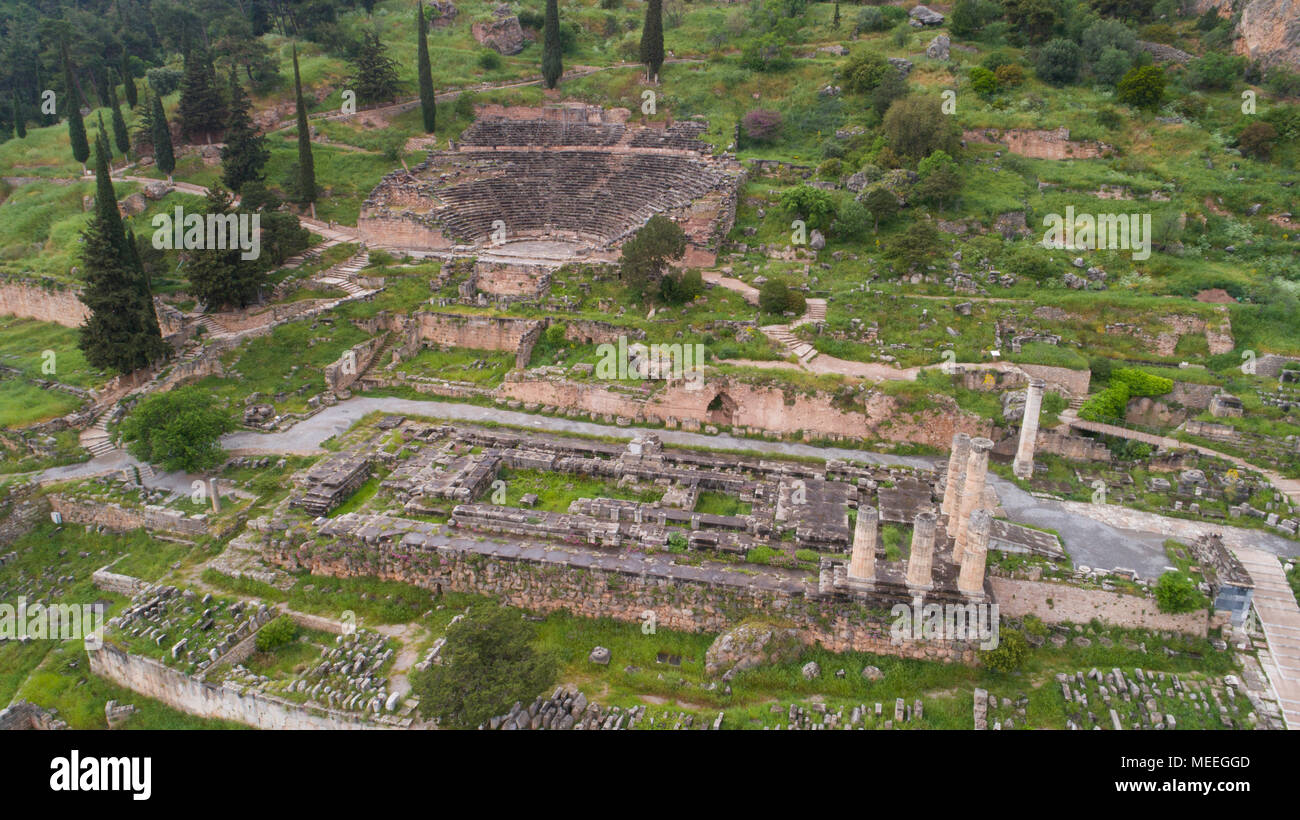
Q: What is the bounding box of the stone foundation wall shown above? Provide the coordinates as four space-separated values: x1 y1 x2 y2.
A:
325 333 389 395
1036 430 1112 462
0 279 91 327
50 495 211 538
563 319 641 346
407 312 543 369
87 643 382 730
268 532 979 664
1017 364 1091 398
989 576 1211 636
473 261 550 297
357 214 454 250
0 490 49 546
92 566 152 597
499 376 992 447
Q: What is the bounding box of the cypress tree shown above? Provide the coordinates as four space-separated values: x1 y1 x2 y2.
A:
93 65 111 109
110 81 130 158
417 1 436 134
833 2 841 29
220 69 269 193
12 95 24 139
640 0 664 83
96 113 113 161
151 91 175 181
292 45 317 216
120 47 138 109
542 0 562 90
77 138 166 373
63 47 90 171
178 46 227 143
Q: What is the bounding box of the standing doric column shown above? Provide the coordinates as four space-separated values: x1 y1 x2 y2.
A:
941 433 971 519
849 504 879 581
953 437 994 563
1013 378 1046 480
906 511 937 590
958 509 993 596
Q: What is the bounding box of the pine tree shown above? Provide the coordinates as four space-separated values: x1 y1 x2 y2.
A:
178 46 227 143
151 91 175 181
220 69 270 193
77 138 167 373
417 1 436 134
120 47 138 109
186 187 247 311
110 80 130 158
63 47 90 171
292 44 317 216
348 30 401 103
12 95 24 139
542 0 563 90
640 0 665 83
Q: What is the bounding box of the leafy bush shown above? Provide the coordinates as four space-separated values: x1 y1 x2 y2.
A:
759 278 806 316
1154 571 1203 613
1111 367 1173 397
659 268 704 304
842 49 890 93
794 548 821 562
994 63 1025 87
1092 47 1133 86
981 628 1030 672
255 615 298 652
146 66 183 96
119 386 236 472
478 50 502 70
1263 65 1300 98
835 198 871 240
780 184 835 230
1078 384 1130 421
1035 38 1082 86
1237 120 1278 160
1187 51 1245 90
1117 65 1165 109
855 6 887 33
970 66 998 96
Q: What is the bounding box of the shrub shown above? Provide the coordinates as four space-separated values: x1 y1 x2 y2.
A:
741 108 783 143
980 51 1016 73
1187 51 1245 90
994 63 1025 87
1154 571 1203 613
454 91 477 120
146 66 183 96
759 278 806 316
835 198 871 240
780 184 835 230
1116 65 1165 109
1081 19 1137 63
478 50 502 70
255 615 298 652
970 66 998 96
741 33 791 72
855 6 886 33
843 49 890 94
1111 367 1173 397
881 94 960 160
1035 38 1082 86
1238 120 1278 160
817 158 844 179
659 268 704 303
1092 47 1133 86
981 628 1030 672
794 548 821 563
1263 65 1300 98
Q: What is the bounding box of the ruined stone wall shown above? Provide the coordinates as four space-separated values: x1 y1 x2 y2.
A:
0 700 67 730
50 495 210 538
410 312 543 369
1017 364 1091 397
473 261 550 297
92 566 152 597
0 279 91 327
325 333 389 395
270 534 978 664
0 489 49 547
1169 381 1220 411
499 376 992 447
562 319 640 346
87 643 382 730
1035 430 1112 462
989 577 1211 637
357 214 454 250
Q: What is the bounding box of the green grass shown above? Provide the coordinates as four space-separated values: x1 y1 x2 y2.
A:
694 490 752 516
495 466 665 513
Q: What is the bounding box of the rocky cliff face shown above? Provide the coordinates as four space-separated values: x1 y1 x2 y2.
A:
1237 0 1300 68
1189 0 1299 69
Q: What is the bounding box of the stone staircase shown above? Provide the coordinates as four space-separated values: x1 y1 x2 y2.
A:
312 248 371 296
195 314 232 337
760 299 827 365
80 410 116 457
763 324 819 364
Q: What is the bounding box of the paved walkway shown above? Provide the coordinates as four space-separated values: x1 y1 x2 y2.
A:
1234 548 1300 729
